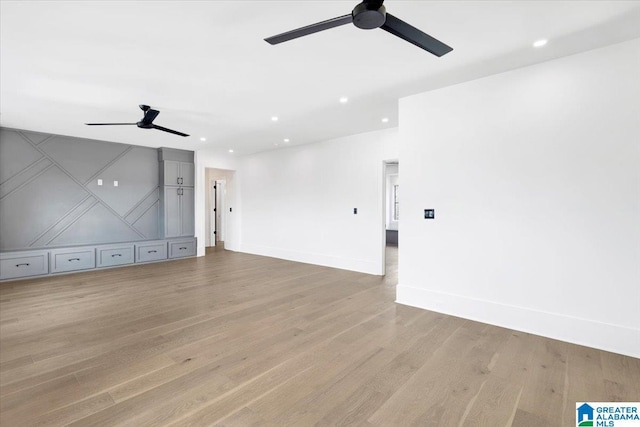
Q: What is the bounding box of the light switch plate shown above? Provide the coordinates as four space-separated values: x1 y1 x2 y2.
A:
97 179 103 186
113 180 119 187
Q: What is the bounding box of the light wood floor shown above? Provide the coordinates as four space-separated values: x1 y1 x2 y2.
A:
1 246 638 426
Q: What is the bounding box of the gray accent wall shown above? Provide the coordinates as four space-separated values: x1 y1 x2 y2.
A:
0 128 160 251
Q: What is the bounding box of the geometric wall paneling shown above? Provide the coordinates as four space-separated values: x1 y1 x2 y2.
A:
0 128 44 184
0 127 188 255
125 187 159 224
125 187 160 239
0 166 89 250
29 196 98 248
0 157 52 199
48 203 144 246
40 135 130 184
86 146 159 217
20 130 52 145
132 201 160 239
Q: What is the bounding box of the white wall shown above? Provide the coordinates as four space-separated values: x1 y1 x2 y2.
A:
238 128 399 275
397 39 640 357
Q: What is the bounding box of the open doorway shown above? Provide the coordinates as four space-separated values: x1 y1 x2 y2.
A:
205 167 235 250
383 160 399 280
210 180 226 246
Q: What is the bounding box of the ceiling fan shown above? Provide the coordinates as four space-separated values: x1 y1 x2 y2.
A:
264 0 453 57
86 105 189 137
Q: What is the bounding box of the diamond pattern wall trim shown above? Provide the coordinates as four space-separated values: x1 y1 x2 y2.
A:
0 128 160 251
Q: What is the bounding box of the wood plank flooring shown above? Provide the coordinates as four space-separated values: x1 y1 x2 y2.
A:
1 245 639 426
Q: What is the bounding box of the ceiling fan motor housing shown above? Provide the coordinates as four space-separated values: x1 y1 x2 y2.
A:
352 3 386 29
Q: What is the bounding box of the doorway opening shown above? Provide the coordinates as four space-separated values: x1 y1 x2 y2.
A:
205 167 235 250
383 160 399 281
210 180 226 246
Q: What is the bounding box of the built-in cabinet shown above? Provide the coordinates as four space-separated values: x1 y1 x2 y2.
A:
0 146 198 282
0 237 197 281
159 149 195 239
163 186 194 238
50 247 95 273
0 250 49 280
163 161 194 187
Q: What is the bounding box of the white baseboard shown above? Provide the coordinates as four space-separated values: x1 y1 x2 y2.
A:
396 284 640 359
241 243 382 275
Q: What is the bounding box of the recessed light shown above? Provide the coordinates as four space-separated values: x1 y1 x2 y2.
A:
283 138 290 143
271 116 279 122
200 137 206 142
381 117 389 123
533 39 548 48
339 97 349 104
228 149 234 153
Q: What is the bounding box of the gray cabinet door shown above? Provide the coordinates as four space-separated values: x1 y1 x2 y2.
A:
136 241 168 263
168 238 196 258
181 187 195 236
180 162 194 187
164 187 182 238
163 161 193 186
163 161 181 186
0 251 49 280
50 247 95 273
96 244 134 267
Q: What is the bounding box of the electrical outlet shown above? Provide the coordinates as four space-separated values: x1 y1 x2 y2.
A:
424 209 435 219
97 179 103 186
353 208 358 214
113 180 119 187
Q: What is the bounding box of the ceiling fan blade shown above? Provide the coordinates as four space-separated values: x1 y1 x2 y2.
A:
152 124 189 137
265 14 353 45
141 109 160 126
85 123 137 126
381 13 453 57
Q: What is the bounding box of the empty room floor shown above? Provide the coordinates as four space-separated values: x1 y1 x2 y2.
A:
1 247 639 426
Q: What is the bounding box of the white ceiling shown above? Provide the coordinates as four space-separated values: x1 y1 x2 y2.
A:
2 1 639 156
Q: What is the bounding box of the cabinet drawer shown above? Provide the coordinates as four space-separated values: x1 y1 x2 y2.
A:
136 241 168 263
0 251 49 280
168 239 196 259
50 247 95 273
96 244 134 268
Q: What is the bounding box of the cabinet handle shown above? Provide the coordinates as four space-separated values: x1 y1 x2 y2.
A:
180 177 184 184
177 177 180 185
148 250 157 253
179 247 187 250
111 254 122 257
16 263 30 267
68 258 81 262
